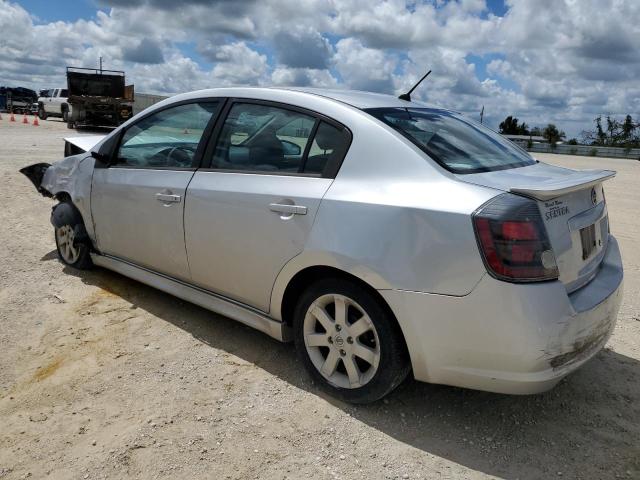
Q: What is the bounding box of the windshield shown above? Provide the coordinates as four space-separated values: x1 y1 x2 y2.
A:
367 108 535 174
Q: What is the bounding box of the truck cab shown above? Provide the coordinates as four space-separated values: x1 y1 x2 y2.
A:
37 88 70 121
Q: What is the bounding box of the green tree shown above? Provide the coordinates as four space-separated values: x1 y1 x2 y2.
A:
542 124 566 149
499 116 530 135
582 115 638 147
622 115 636 144
595 116 607 145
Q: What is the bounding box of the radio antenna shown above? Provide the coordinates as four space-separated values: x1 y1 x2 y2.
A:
398 70 431 102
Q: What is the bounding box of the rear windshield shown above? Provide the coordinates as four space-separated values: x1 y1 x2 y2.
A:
367 108 535 174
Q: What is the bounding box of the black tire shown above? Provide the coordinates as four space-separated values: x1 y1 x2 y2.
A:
293 278 410 404
38 107 47 120
67 121 75 129
53 202 93 270
61 107 68 123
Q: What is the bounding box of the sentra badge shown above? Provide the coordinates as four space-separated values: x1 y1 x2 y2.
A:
544 200 569 220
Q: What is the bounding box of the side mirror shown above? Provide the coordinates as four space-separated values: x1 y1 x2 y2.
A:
91 150 110 164
281 140 302 156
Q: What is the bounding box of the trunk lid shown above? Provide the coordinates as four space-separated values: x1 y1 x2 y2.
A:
459 162 615 292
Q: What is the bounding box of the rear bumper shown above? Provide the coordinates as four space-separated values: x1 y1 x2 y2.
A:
381 235 624 394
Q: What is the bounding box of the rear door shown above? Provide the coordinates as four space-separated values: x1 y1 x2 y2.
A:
91 100 221 280
184 100 352 311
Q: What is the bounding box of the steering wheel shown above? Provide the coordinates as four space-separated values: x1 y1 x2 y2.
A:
154 146 193 167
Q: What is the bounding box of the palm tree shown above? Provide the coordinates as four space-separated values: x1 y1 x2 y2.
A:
542 124 566 149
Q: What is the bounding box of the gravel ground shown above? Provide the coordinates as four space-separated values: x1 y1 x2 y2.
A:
0 117 638 480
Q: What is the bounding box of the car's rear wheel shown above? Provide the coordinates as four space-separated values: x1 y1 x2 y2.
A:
293 278 410 403
53 204 93 269
62 107 69 123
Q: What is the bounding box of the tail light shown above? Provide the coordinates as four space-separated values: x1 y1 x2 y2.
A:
472 193 558 283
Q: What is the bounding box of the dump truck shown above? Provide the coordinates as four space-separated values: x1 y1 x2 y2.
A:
66 67 134 129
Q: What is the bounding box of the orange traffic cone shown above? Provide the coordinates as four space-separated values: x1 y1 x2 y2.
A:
10 111 16 122
33 115 39 126
22 113 28 124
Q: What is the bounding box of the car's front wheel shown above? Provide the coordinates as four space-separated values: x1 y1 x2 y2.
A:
293 278 410 403
38 107 47 120
53 203 93 269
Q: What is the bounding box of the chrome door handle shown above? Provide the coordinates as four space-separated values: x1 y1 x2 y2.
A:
269 203 307 215
156 193 181 203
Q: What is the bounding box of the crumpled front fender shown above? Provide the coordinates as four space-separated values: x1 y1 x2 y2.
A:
19 163 52 197
19 153 97 245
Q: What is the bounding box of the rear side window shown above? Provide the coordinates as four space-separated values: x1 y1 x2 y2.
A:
60 89 68 97
367 108 535 174
212 103 316 174
116 102 218 168
210 102 352 177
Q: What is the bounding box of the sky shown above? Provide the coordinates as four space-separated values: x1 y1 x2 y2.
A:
1 0 639 138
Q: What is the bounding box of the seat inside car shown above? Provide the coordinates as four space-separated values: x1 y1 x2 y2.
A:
248 128 284 171
304 125 334 174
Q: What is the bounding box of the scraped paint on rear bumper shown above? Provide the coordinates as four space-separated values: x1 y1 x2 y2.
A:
381 235 623 394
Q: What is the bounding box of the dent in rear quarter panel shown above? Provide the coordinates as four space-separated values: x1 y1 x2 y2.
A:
306 176 497 296
41 154 97 243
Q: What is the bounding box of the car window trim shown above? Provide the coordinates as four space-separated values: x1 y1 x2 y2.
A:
104 98 225 171
298 119 320 174
200 97 352 179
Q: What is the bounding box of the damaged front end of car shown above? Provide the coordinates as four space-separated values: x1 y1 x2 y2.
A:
20 162 53 197
19 134 105 198
19 135 105 243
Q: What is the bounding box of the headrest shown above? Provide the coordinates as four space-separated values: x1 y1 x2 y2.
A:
314 126 335 150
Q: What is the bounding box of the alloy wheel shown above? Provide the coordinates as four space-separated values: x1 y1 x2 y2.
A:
56 225 80 264
303 293 381 389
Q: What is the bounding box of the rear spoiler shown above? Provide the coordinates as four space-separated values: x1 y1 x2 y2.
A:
510 169 616 201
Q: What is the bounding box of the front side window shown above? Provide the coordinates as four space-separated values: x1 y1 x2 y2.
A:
116 102 218 168
212 103 316 173
367 108 535 174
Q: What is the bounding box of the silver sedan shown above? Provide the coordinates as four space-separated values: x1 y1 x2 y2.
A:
21 87 624 403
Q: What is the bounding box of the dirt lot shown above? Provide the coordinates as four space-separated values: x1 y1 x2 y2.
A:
0 117 638 480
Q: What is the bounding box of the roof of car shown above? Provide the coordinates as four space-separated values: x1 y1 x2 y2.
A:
278 87 432 109
174 86 433 110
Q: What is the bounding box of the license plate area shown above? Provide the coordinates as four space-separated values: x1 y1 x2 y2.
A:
580 223 597 260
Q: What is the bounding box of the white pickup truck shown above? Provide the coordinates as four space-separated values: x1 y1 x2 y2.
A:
37 88 71 121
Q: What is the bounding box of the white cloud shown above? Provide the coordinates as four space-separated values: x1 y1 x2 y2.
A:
271 67 338 88
1 0 639 136
334 38 397 92
209 42 269 86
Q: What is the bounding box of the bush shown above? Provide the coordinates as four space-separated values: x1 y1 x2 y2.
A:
569 148 577 155
590 148 598 157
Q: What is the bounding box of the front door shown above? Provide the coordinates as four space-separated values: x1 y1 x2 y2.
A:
185 100 352 311
92 101 220 280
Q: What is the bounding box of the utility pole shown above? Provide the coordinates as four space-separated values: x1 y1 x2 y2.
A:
99 56 103 73
480 105 484 124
